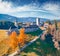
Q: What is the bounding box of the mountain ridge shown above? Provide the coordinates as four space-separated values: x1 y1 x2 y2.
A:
0 14 49 22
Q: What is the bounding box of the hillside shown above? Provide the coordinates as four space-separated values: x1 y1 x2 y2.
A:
0 14 49 22
0 21 22 29
0 21 14 29
20 36 60 56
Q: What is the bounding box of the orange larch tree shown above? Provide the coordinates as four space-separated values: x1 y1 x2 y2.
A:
18 28 27 46
9 31 18 49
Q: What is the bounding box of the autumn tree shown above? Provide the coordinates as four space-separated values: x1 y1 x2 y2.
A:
9 31 18 50
18 28 27 46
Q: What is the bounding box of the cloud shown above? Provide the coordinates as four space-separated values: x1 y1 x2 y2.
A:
0 0 60 19
42 3 59 11
0 0 46 13
42 3 60 17
0 0 12 13
0 0 49 15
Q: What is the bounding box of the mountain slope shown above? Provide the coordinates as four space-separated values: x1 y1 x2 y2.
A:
0 14 49 22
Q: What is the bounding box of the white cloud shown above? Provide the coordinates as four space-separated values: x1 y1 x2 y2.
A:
0 0 49 15
0 0 12 13
0 1 47 13
0 0 60 19
42 3 60 17
42 3 59 11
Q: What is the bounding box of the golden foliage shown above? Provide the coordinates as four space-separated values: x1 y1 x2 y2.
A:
0 29 35 55
18 28 27 45
0 29 29 55
9 31 18 49
8 28 28 49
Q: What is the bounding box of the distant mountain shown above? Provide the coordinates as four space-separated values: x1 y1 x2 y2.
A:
0 14 49 23
0 14 18 22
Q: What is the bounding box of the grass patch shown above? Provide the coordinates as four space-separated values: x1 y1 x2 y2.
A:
20 38 60 56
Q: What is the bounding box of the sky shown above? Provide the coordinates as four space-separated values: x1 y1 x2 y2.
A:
0 0 60 20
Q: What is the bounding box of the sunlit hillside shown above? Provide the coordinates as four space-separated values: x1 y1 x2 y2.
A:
0 30 18 56
0 29 40 56
0 30 8 42
0 30 8 56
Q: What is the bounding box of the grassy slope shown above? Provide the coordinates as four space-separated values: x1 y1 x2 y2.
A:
0 30 60 56
0 30 9 56
0 30 8 42
20 37 60 56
